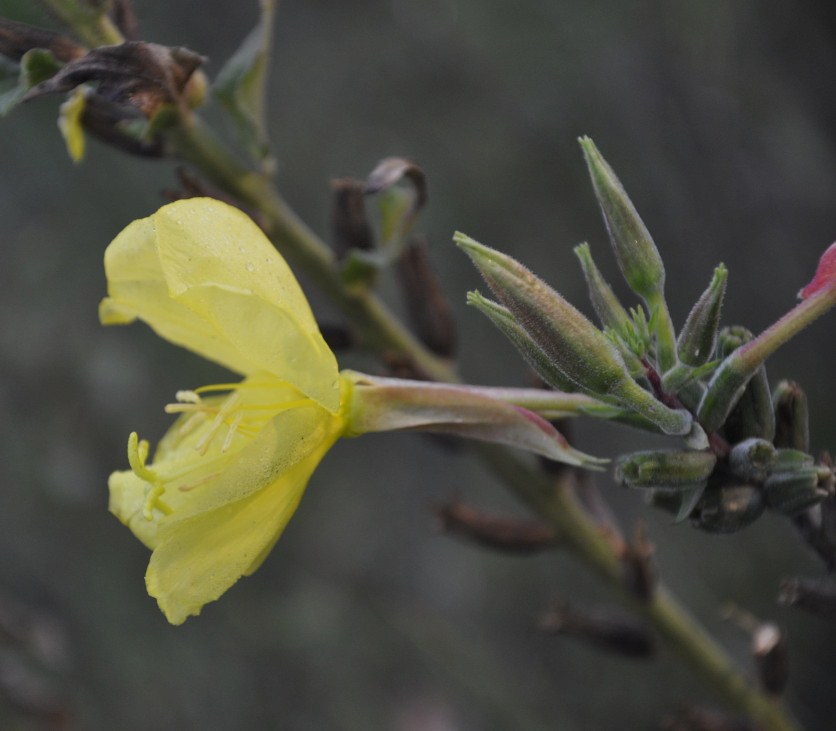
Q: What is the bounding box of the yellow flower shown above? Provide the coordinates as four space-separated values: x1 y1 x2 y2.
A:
101 198 345 625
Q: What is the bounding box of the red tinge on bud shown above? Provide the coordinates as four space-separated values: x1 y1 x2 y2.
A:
799 242 836 300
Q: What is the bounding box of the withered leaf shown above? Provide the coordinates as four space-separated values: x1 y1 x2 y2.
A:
24 41 204 118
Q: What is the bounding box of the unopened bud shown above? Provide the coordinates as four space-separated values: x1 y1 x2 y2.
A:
573 242 632 331
579 137 677 370
457 233 691 435
692 485 764 534
764 467 826 517
331 177 374 257
616 450 716 490
466 292 578 392
579 137 665 300
772 380 810 452
752 622 788 696
677 264 727 366
728 438 776 482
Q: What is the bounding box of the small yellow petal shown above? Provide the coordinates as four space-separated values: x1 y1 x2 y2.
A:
58 87 86 163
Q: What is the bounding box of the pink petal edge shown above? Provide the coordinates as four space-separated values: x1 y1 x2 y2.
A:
799 242 836 299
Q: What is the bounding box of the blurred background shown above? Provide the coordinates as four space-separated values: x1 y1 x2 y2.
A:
1 1 835 729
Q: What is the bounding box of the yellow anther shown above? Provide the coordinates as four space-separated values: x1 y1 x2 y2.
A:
195 392 241 455
175 390 201 403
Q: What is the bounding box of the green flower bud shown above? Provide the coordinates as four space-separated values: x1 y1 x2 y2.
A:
578 137 677 370
764 467 826 517
579 137 664 299
677 264 727 366
616 449 716 490
466 291 578 392
692 485 764 534
773 380 810 452
573 242 632 332
728 438 776 482
456 233 691 435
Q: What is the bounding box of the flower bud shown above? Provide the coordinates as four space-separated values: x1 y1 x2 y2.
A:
772 380 810 452
691 485 764 534
616 449 716 490
579 137 677 370
456 233 691 435
677 264 727 366
699 327 774 438
728 438 776 482
764 467 826 517
466 291 578 392
573 242 632 332
579 137 665 300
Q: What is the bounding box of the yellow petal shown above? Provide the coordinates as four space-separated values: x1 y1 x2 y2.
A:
101 198 340 413
145 428 336 625
58 87 86 163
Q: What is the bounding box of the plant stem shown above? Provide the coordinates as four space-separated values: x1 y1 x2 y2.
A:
477 444 800 731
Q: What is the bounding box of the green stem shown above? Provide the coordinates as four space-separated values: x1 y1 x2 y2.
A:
40 0 123 47
167 115 456 383
477 444 800 731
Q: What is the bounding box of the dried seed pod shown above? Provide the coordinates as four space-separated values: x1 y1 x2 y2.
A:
538 603 655 658
330 177 374 258
398 237 457 357
692 485 764 534
728 438 776 482
433 501 558 553
752 622 788 696
616 450 716 490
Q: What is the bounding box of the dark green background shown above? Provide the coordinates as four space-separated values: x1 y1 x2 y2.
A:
1 1 835 729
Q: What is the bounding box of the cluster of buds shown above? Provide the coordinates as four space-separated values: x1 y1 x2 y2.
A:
458 138 836 534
